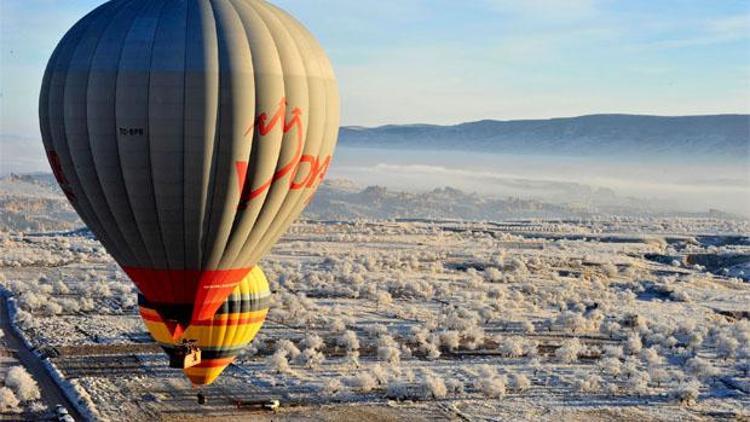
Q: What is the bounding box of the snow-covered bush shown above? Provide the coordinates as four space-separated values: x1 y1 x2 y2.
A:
329 317 347 333
17 291 46 312
377 334 401 365
509 372 531 392
601 263 619 278
497 336 525 358
603 345 624 359
420 372 447 399
0 387 19 412
301 333 324 351
439 331 460 351
57 298 80 313
648 367 671 386
421 342 441 360
474 365 506 398
576 374 604 393
555 338 583 363
268 350 292 374
80 297 96 312
275 339 301 359
556 311 589 333
365 323 389 338
445 379 465 396
52 280 69 294
337 330 360 352
625 334 643 355
385 381 411 400
375 290 393 308
462 326 485 350
297 347 325 370
346 372 377 393
5 366 40 402
476 375 506 398
42 300 63 316
323 378 343 395
670 288 691 302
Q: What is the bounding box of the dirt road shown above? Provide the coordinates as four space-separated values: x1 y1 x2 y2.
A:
0 294 86 421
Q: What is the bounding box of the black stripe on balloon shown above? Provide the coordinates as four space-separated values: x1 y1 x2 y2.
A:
139 294 271 316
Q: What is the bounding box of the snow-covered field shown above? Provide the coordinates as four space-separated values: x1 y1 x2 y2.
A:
0 217 748 420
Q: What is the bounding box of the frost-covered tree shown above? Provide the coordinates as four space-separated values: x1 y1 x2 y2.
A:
624 370 650 395
648 367 671 387
337 330 360 352
671 380 701 406
598 357 622 378
640 347 664 366
624 334 643 355
715 334 739 360
685 357 719 379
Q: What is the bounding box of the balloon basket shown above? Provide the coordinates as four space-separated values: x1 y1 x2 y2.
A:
169 340 201 369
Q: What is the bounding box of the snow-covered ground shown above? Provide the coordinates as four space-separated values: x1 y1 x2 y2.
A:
0 218 748 420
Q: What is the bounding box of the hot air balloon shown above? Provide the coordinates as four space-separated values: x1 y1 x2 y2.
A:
39 0 339 385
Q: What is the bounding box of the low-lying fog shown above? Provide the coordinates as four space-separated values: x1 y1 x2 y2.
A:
330 147 750 217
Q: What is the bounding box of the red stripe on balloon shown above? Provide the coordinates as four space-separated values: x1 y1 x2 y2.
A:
123 266 252 322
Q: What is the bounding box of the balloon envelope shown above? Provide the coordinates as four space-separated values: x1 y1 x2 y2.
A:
39 0 339 331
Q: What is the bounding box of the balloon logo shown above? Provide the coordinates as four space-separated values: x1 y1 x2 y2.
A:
39 0 339 385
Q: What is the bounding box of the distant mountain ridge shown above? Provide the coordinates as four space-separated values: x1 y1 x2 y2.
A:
0 174 743 232
339 114 750 159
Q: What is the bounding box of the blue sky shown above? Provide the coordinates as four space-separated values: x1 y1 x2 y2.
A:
1 0 748 140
